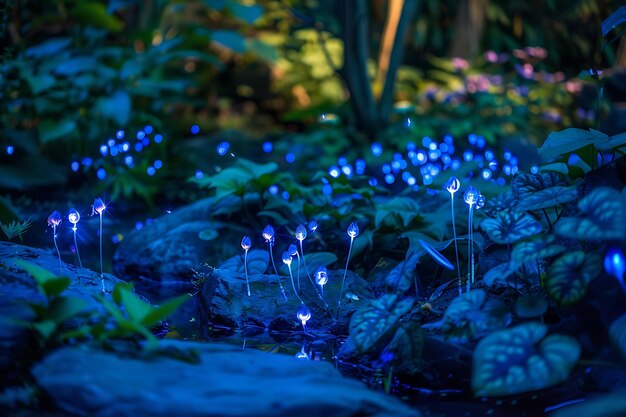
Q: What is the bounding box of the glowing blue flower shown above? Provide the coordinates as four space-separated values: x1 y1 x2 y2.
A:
445 176 460 194
262 225 275 242
297 305 311 325
295 224 307 241
241 236 252 250
347 222 359 238
315 266 328 286
464 186 480 206
282 251 292 266
47 210 62 227
604 248 626 290
288 244 298 256
308 221 318 232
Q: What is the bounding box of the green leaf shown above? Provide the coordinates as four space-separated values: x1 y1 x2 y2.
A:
384 253 419 293
70 3 124 32
11 259 70 297
349 295 413 353
555 187 626 241
141 294 190 327
211 30 246 53
511 235 567 264
279 252 338 278
482 262 516 286
609 313 626 359
538 128 608 161
472 322 581 396
387 322 424 374
191 159 278 200
545 251 601 306
220 249 269 275
198 229 219 241
375 196 420 228
511 172 566 200
47 296 90 323
95 90 131 126
32 320 57 339
440 289 511 342
118 287 152 323
38 118 77 143
480 211 543 245
515 186 578 212
228 3 263 24
53 57 98 76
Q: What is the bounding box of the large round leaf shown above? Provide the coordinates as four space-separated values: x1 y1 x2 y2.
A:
511 235 567 264
480 211 543 245
482 262 517 287
348 294 413 353
609 313 626 359
515 186 578 212
555 187 626 241
511 172 566 200
545 251 601 306
387 322 424 374
384 253 420 293
440 289 511 341
472 322 581 396
219 249 269 276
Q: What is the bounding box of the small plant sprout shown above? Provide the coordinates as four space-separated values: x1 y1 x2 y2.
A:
288 243 300 291
93 197 106 292
339 222 359 312
464 186 480 289
283 251 304 304
445 176 462 295
604 248 626 295
67 208 82 269
297 305 311 333
315 266 328 297
47 210 63 274
241 236 252 296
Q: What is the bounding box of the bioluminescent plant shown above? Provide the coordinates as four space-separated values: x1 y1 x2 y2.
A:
605 248 626 295
241 235 252 296
314 266 328 297
295 224 312 280
308 220 318 233
445 176 462 295
295 345 310 360
47 210 63 274
93 197 106 292
339 222 359 313
297 305 311 333
263 224 286 300
283 251 303 304
67 208 82 269
288 243 300 291
464 186 480 289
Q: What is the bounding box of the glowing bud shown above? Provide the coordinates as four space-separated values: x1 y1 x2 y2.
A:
476 194 485 210
297 305 311 325
262 225 275 242
295 224 307 241
282 251 292 266
308 221 318 232
241 236 251 250
315 266 328 286
445 176 460 194
67 208 80 225
93 197 106 214
463 186 480 206
288 244 298 256
347 222 359 238
47 210 62 227
604 248 626 282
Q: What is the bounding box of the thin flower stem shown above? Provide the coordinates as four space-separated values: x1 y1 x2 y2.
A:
288 266 304 304
470 205 475 285
99 213 104 293
338 237 354 315
295 252 301 292
73 230 83 268
53 225 62 274
244 249 250 296
268 242 287 301
300 241 327 307
300 240 312 280
450 195 461 295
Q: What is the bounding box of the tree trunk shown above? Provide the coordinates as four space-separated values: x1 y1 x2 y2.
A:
450 0 489 59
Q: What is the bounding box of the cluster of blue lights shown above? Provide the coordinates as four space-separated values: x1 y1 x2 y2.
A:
71 125 165 181
326 134 522 192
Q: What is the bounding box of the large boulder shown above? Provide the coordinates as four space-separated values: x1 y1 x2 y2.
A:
0 241 126 382
196 264 374 334
32 340 421 417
